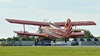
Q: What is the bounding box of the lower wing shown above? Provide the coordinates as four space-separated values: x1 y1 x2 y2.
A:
14 31 47 37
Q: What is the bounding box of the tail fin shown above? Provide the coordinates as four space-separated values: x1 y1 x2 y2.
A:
64 19 71 28
64 18 72 33
63 19 73 38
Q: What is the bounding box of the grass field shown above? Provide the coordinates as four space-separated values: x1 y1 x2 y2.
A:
0 46 100 56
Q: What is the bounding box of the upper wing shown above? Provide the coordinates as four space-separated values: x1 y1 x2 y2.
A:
54 21 96 26
71 21 96 26
6 19 49 26
6 19 96 26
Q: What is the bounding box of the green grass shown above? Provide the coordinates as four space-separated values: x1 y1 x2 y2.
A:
0 46 100 56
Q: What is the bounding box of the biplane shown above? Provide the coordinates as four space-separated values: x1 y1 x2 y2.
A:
6 18 96 40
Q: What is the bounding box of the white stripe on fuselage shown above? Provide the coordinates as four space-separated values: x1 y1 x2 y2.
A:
48 22 61 28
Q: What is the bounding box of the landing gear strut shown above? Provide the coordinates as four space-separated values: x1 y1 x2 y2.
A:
65 39 67 43
53 39 56 43
34 39 39 46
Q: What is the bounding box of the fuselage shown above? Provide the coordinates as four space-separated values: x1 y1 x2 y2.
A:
40 26 84 38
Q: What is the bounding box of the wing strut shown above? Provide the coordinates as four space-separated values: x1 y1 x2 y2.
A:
23 24 26 33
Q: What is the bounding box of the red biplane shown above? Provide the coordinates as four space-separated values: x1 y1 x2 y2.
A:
6 18 96 39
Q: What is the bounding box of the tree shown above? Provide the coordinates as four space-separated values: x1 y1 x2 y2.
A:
0 38 5 41
96 36 100 38
6 37 13 41
21 36 32 41
13 37 19 41
30 36 35 41
83 30 94 38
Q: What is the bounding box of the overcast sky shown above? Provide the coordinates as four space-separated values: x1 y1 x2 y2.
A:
0 0 100 38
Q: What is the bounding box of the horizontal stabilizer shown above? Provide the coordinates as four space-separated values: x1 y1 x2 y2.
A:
71 32 84 37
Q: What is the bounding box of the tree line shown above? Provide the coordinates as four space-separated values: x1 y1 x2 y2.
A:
0 36 36 41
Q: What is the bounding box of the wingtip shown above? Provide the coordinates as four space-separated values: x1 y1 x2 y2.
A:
5 18 11 21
